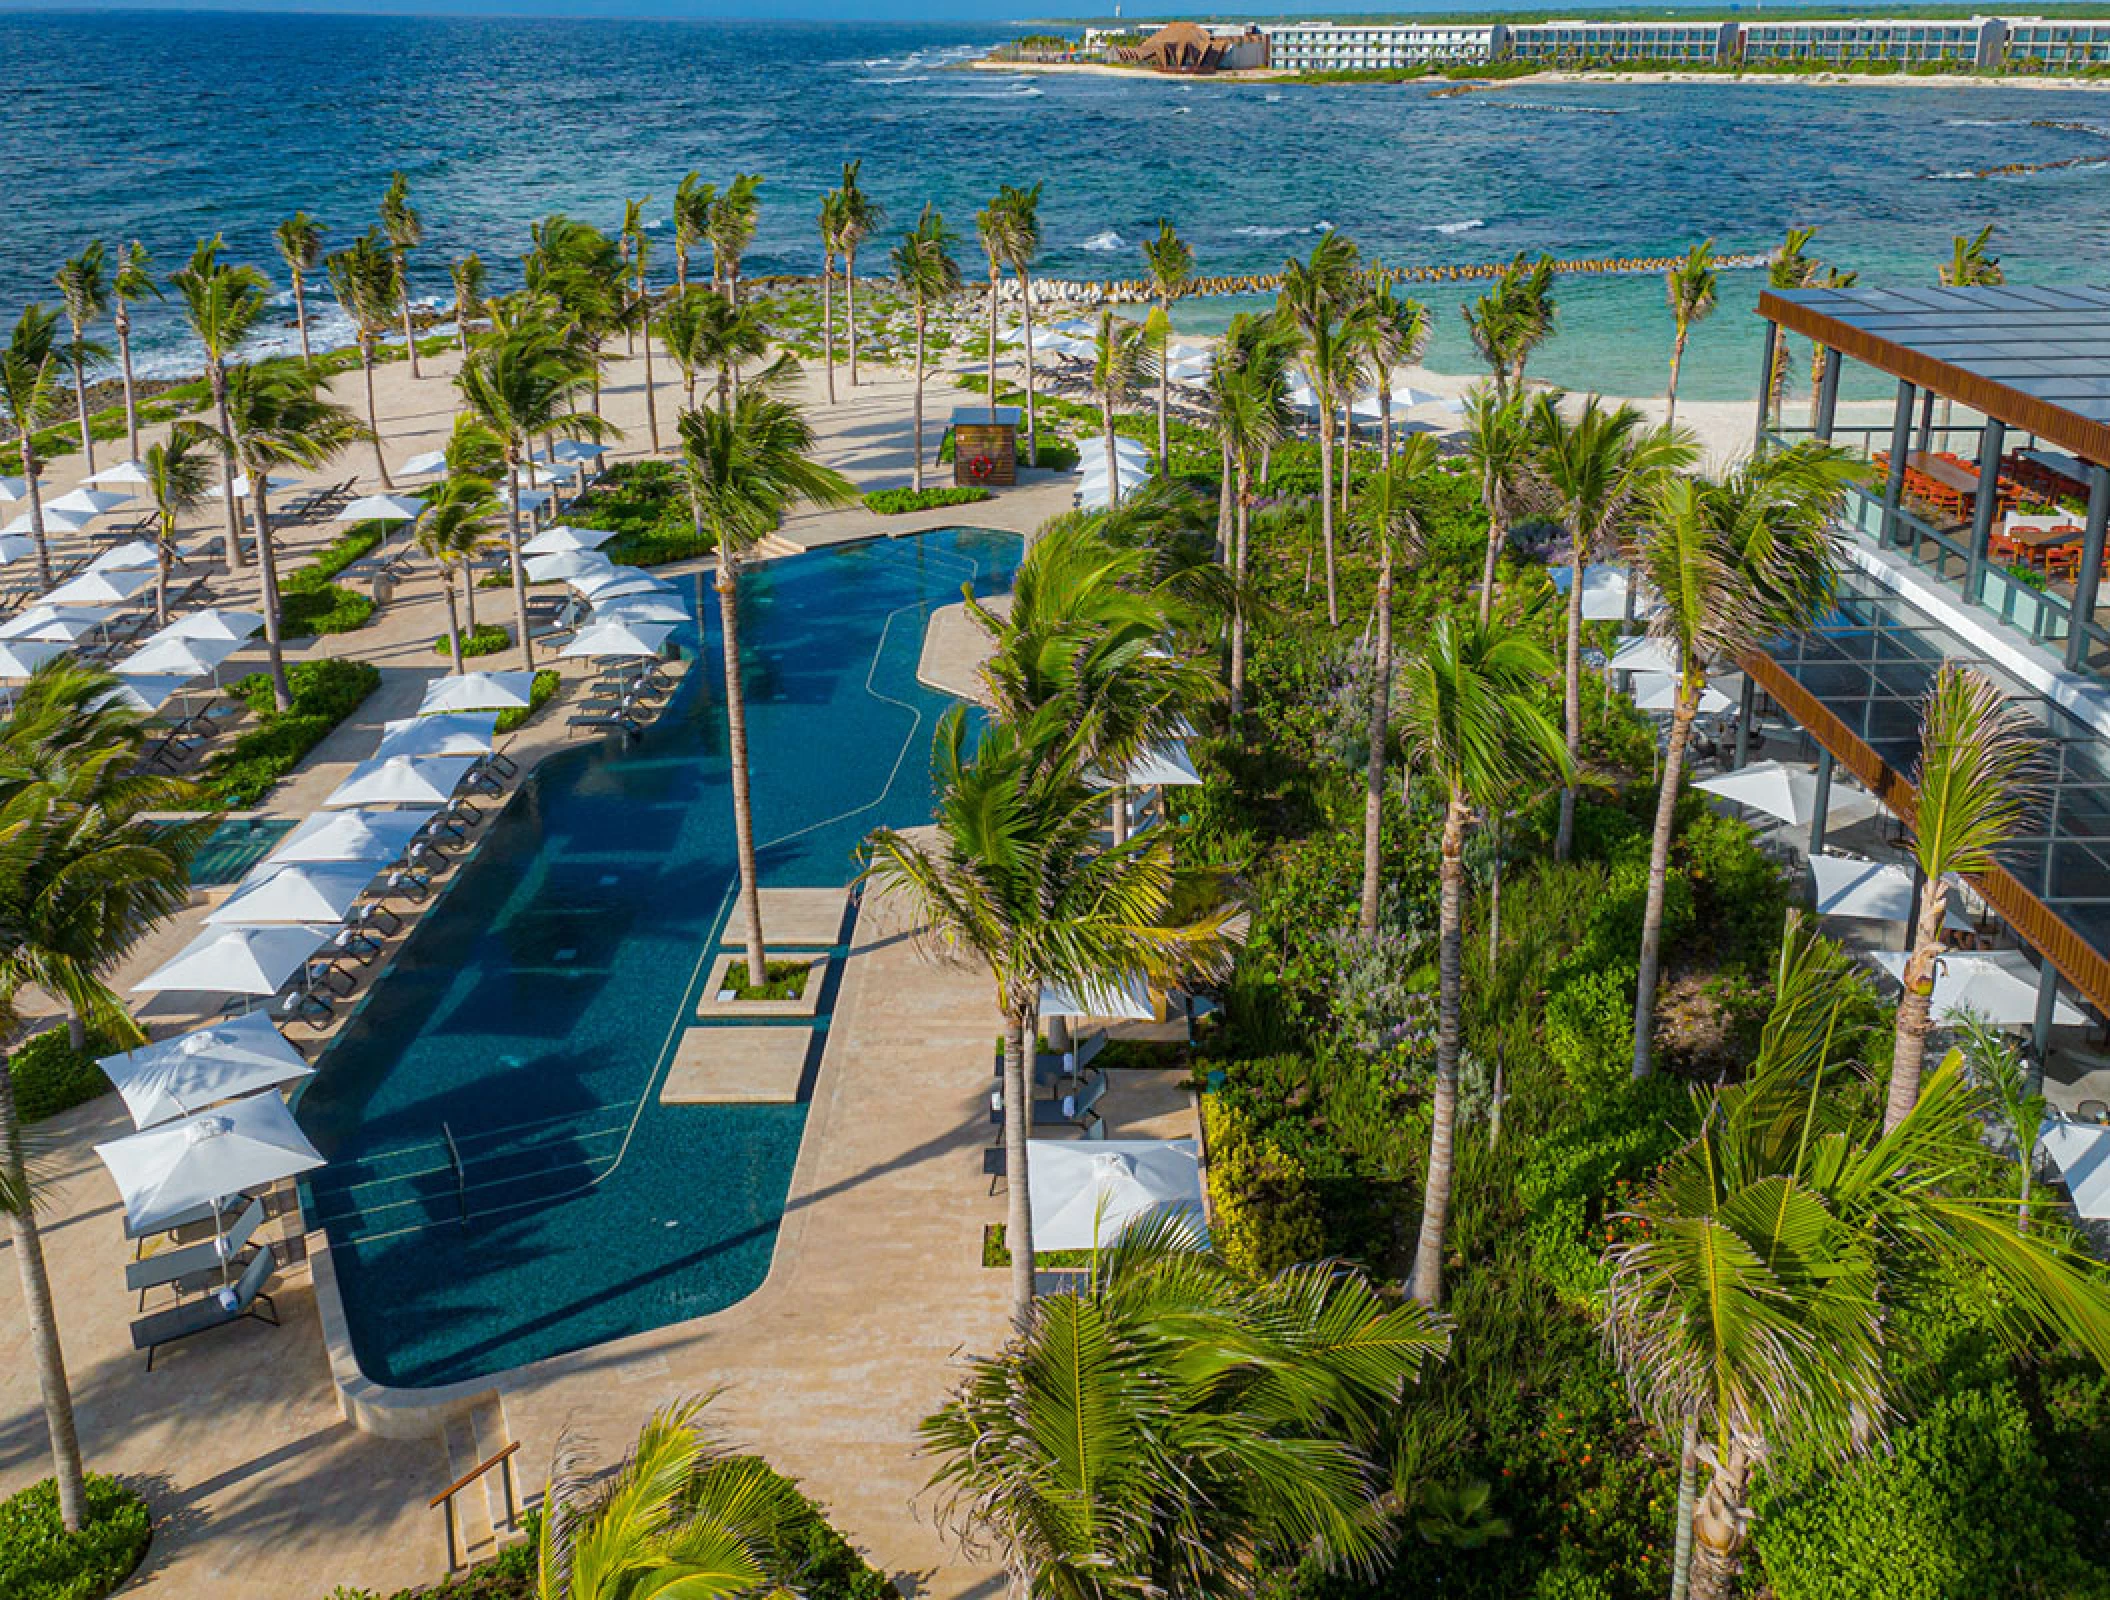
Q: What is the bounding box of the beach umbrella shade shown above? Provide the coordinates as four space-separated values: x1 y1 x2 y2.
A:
538 440 611 465
377 711 497 760
520 463 581 489
1546 562 1655 622
1041 973 1156 1022
1607 635 1680 675
339 493 428 524
522 524 617 556
593 593 693 626
1808 854 1974 932
161 607 264 643
83 459 155 489
88 539 161 574
2038 1119 2110 1220
0 638 67 679
98 1014 314 1130
1869 947 2085 1028
418 670 535 716
4 507 95 538
1694 761 1882 831
323 754 479 809
0 534 36 567
118 632 244 681
209 861 380 926
573 568 675 603
1627 673 1734 717
268 806 437 866
45 487 133 518
133 923 339 998
0 606 108 643
1089 739 1201 790
527 549 614 584
1076 434 1149 460
208 473 299 501
95 1091 325 1235
95 675 189 715
560 619 673 660
507 487 554 514
43 566 156 607
0 476 24 502
398 450 451 479
1028 1139 1206 1252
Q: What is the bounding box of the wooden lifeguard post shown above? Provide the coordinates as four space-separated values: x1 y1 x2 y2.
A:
950 406 1020 488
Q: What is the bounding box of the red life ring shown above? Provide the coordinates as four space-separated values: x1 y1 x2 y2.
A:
966 455 997 483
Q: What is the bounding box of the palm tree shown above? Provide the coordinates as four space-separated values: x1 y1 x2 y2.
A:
673 290 766 416
1940 223 2004 289
1354 277 1429 468
199 360 369 710
325 228 402 487
379 170 425 379
1606 922 2110 1600
170 236 271 569
707 173 764 306
654 287 713 413
0 661 202 1531
676 384 857 987
890 204 961 495
1089 309 1153 508
832 161 883 391
1627 446 1858 1079
0 307 64 588
1663 239 1717 430
416 476 500 672
818 185 847 404
672 170 713 294
456 319 611 671
1141 219 1194 471
1886 664 2042 1132
53 241 110 473
975 190 1021 409
1351 437 1442 937
1208 314 1296 719
141 424 213 625
273 212 327 367
1400 612 1567 1308
449 254 487 357
1531 393 1696 861
862 708 1238 1317
1277 230 1363 626
110 241 161 462
1458 385 1531 623
1765 226 1819 427
992 182 1041 463
523 215 628 418
1463 254 1557 399
621 207 661 453
921 1216 1451 1596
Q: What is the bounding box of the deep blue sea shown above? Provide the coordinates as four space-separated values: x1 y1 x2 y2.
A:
4 11 2109 399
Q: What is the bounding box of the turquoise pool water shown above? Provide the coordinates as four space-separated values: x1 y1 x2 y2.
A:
296 529 1021 1388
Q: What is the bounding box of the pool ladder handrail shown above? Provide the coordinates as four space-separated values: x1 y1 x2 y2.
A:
442 1121 467 1225
430 1439 520 1572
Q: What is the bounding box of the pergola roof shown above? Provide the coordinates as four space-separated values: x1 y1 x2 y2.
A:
1760 284 2110 470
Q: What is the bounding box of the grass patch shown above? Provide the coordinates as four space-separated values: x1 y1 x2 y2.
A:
434 623 511 659
206 657 381 807
862 485 993 516
276 524 384 637
7 1028 117 1123
720 957 813 1002
493 669 561 736
983 1223 1092 1271
568 461 714 567
0 1474 152 1600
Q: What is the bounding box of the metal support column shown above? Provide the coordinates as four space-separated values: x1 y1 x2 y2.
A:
1814 349 1843 442
2033 957 2064 1065
1754 320 1779 454
1916 388 1936 454
1883 380 1914 548
2066 464 2110 671
1810 747 1834 853
1962 417 2007 605
1733 675 1757 768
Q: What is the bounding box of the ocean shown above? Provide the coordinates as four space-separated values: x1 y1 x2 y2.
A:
3 10 2107 402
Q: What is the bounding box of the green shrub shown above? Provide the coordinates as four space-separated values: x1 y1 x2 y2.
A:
7 1029 112 1123
1677 807 1791 973
274 526 383 636
1202 1092 1326 1277
434 624 511 659
568 461 713 567
1543 962 1635 1106
861 485 993 516
494 669 560 736
1516 1076 1690 1309
300 524 384 583
0 1474 151 1600
208 659 381 806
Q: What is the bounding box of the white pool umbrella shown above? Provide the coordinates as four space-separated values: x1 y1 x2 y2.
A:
323 754 478 809
0 638 66 679
1628 674 1733 717
1041 973 1155 1022
208 472 298 501
1077 434 1148 461
83 459 154 489
419 670 535 715
527 549 613 584
0 534 36 567
1090 740 1201 790
1808 854 1974 932
573 569 674 603
1695 761 1881 831
43 565 155 607
0 475 24 501
161 607 263 642
209 861 379 926
99 1014 314 1130
1869 948 2085 1028
520 463 579 489
540 439 610 464
118 632 243 680
561 619 672 660
4 507 94 537
1028 1139 1205 1251
88 539 160 574
268 806 436 866
377 711 497 759
95 675 188 715
133 923 338 997
593 594 692 626
2039 1118 2110 1220
46 486 133 518
95 1092 325 1235
522 524 616 555
398 450 451 479
1607 635 1679 675
340 493 427 523
1547 562 1654 622
0 606 107 643
507 487 554 514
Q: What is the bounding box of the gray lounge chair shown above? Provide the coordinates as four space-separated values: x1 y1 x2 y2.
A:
131 1244 280 1370
124 1196 266 1309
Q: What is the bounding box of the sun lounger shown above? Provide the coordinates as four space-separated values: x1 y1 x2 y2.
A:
124 1196 267 1309
131 1244 281 1369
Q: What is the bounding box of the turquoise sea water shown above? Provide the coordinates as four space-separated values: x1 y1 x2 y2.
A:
4 13 2109 401
295 529 1020 1388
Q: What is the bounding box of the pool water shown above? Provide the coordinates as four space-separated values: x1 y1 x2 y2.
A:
181 817 298 885
296 529 1021 1388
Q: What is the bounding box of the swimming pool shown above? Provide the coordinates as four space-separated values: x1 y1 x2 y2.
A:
296 528 1021 1388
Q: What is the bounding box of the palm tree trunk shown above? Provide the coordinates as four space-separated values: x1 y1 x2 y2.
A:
1688 1435 1759 1600
442 577 465 674
360 345 393 488
1157 300 1171 472
1002 1005 1036 1321
822 254 836 405
18 438 50 589
1 1058 88 1531
1109 786 1127 845
1886 890 1948 1133
1379 378 1393 470
1215 443 1232 563
1359 547 1393 937
505 460 535 672
1102 394 1118 509
1020 269 1038 467
1319 409 1338 626
642 315 660 455
1340 404 1353 522
911 309 927 495
116 307 139 462
211 363 245 569
70 344 95 473
1670 1412 1699 1600
1477 485 1505 624
154 531 171 627
986 266 1000 404
398 257 422 380
1409 797 1469 1308
251 484 292 713
1231 456 1251 719
463 562 479 632
293 273 313 365
846 249 860 388
1666 327 1687 429
1631 685 1698 1078
1556 542 1585 861
717 554 770 989
456 295 471 358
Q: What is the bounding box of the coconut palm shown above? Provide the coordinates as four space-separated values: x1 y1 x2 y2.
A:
0 661 202 1531
992 182 1041 462
52 241 110 474
862 707 1238 1317
920 1215 1451 1598
379 171 425 379
890 204 961 495
1458 385 1531 623
676 383 857 988
1627 446 1858 1079
1530 394 1697 861
0 306 64 587
273 212 327 367
654 287 713 413
170 236 272 568
672 170 713 294
1354 278 1430 468
416 476 500 673
1663 239 1717 430
1940 223 2004 289
1089 309 1154 509
1765 226 1819 427
110 240 161 461
707 173 764 306
818 186 847 404
140 424 213 625
830 161 883 391
1208 313 1297 718
621 207 661 453
1606 921 2110 1600
1277 229 1363 626
450 254 487 357
1887 664 2043 1132
196 360 368 711
975 190 1023 410
1463 254 1557 399
668 290 765 416
325 228 403 487
456 319 612 671
1400 612 1567 1308
1141 219 1194 470
523 215 629 417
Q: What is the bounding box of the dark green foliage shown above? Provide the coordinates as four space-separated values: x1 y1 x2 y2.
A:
275 525 385 637
434 623 511 659
567 460 714 567
0 1475 151 1600
1200 1092 1327 1276
493 668 559 736
208 658 381 805
861 485 992 515
6 1029 114 1123
721 957 812 1001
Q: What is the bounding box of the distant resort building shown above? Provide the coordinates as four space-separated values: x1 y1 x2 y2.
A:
1267 21 1493 73
1503 19 1739 65
1738 15 2006 67
2005 15 2110 65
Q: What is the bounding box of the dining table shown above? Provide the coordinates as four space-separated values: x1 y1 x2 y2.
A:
1907 451 1983 498
2003 512 2087 554
2022 447 2092 495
